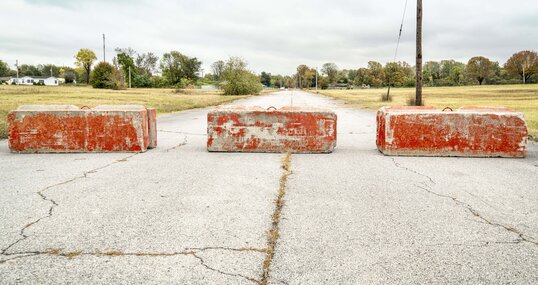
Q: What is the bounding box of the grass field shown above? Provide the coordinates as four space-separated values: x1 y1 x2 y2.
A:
318 84 538 140
0 85 253 139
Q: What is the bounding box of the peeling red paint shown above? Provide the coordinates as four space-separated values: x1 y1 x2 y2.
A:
207 106 337 153
376 106 528 157
8 105 158 153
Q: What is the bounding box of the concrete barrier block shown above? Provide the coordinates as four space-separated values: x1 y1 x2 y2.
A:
147 108 157 149
376 106 528 157
8 105 157 153
207 106 337 153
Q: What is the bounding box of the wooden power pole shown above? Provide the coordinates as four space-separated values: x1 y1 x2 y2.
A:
103 34 106 62
415 0 423 106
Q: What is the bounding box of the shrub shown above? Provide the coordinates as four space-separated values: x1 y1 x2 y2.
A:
380 92 392 102
407 96 425 106
150 76 168 88
220 57 262 95
90 62 122 89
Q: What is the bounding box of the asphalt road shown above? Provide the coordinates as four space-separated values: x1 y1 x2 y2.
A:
1 90 537 284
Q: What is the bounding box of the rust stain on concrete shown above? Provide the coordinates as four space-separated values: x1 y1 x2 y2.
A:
207 106 337 153
376 106 528 157
8 105 158 153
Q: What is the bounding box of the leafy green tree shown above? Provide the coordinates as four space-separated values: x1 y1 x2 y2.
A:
38 64 61 77
448 64 466 85
19 64 41 76
75 48 97 84
467 56 495 85
352 68 370 86
336 70 349 84
114 48 159 87
384 62 407 87
423 61 441 86
367 61 385 87
220 57 261 95
271 74 284 88
505 50 538 83
135 52 159 76
90 62 121 89
0 60 11 76
260 71 271 87
347 69 358 83
321 62 338 84
160 51 202 86
115 50 137 87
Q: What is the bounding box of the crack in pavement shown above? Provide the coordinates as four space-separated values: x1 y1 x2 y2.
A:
424 240 525 247
0 153 140 255
186 246 266 253
0 247 263 283
165 136 188 152
390 158 435 185
391 158 538 246
191 252 260 283
260 152 292 285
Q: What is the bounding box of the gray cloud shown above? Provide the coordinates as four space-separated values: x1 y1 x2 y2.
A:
1 0 537 75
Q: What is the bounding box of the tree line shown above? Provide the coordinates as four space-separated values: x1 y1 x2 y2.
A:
259 50 537 89
1 49 536 92
0 48 262 95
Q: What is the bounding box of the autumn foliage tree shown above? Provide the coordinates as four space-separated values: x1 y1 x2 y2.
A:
466 56 495 85
505 50 538 84
75 48 97 84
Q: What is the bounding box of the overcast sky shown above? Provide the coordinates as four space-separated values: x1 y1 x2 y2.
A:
1 0 537 75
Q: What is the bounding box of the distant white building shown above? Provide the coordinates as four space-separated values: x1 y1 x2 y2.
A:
1 76 61 86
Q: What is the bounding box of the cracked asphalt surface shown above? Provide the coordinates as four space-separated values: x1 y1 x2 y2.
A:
1 90 537 284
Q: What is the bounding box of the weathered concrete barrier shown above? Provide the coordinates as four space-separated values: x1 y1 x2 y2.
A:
207 106 337 153
147 108 158 149
8 105 158 153
376 106 528 157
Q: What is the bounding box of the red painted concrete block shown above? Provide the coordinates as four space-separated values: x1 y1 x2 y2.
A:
207 106 337 153
376 106 528 157
8 105 157 153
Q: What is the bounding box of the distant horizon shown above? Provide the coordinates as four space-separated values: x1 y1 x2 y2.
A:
1 0 537 75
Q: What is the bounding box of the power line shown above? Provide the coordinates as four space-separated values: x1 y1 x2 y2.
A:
393 0 409 62
386 0 409 100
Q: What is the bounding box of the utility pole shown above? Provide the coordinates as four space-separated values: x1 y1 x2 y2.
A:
128 66 131 88
15 60 19 79
315 68 318 90
103 34 106 62
415 0 423 106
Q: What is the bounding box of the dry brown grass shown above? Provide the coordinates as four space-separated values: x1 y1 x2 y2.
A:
319 84 538 140
0 85 253 139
